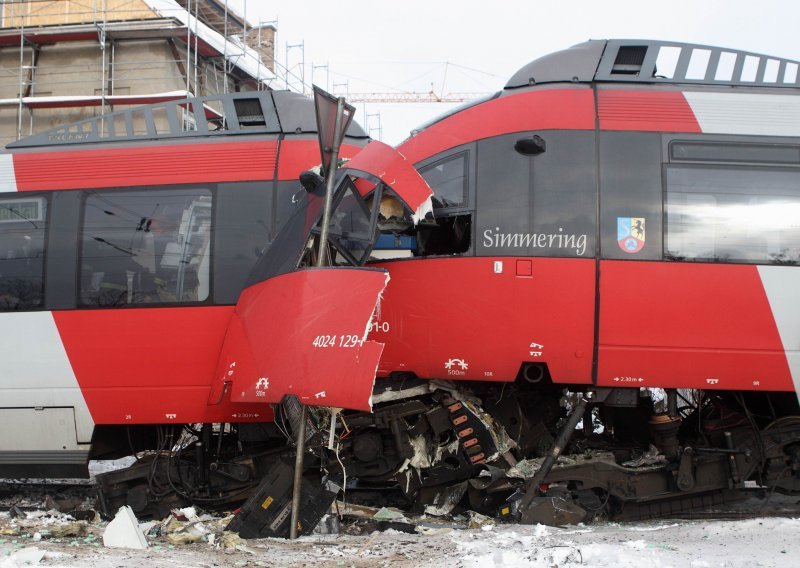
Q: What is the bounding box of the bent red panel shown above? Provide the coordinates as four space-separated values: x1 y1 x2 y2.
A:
369 257 595 384
344 140 432 211
398 88 596 164
341 140 434 219
220 268 389 411
53 306 272 424
597 260 793 391
13 140 278 191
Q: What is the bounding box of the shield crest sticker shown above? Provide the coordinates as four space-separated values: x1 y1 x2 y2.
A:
617 217 645 253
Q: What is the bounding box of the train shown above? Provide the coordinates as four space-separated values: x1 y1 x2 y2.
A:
0 89 368 483
3 39 800 528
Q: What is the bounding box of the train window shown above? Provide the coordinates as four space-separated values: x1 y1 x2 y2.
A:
0 195 48 311
665 165 800 264
312 178 378 266
419 152 468 208
80 188 213 307
670 141 800 164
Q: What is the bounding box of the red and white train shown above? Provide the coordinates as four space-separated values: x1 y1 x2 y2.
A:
0 90 367 483
3 40 800 525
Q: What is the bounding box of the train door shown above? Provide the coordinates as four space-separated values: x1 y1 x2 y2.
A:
371 131 597 385
596 133 800 393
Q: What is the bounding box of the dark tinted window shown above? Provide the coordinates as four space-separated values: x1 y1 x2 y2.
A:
477 131 595 258
213 182 272 304
666 165 800 264
670 141 800 164
0 195 47 310
320 180 377 266
81 188 213 306
420 152 468 208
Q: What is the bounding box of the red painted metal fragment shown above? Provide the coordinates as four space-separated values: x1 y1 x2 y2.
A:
217 267 389 412
342 140 433 218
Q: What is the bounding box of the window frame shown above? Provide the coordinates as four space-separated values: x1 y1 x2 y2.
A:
0 191 51 312
77 184 217 309
415 143 475 215
663 161 800 265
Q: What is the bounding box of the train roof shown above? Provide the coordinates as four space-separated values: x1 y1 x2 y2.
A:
7 90 368 150
505 39 800 90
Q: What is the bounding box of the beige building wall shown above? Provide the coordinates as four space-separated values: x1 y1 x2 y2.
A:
0 1 273 146
1 0 158 28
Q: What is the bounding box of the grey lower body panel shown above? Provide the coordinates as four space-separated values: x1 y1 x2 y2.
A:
0 450 89 478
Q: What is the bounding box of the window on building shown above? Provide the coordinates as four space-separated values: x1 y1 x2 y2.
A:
666 165 800 264
0 195 47 311
80 188 213 307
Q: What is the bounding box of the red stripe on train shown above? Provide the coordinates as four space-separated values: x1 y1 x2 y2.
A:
597 89 702 133
597 261 793 391
13 140 279 191
52 306 272 424
399 89 596 164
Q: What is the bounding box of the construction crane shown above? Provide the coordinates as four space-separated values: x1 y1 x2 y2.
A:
344 90 490 103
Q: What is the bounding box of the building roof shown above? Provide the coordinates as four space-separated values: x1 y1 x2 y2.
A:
143 0 274 84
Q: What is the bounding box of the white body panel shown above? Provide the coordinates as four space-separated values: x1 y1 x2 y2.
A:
0 312 93 445
685 92 800 137
758 266 800 399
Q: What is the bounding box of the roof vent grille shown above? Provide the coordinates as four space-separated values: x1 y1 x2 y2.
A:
612 45 648 75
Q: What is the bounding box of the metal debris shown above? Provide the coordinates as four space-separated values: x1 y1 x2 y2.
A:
423 482 468 517
622 445 669 467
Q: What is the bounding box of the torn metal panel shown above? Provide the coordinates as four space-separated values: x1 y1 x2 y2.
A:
340 140 434 222
423 481 469 516
220 267 389 411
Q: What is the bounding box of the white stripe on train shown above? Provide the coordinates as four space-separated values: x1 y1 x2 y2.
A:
0 312 94 445
0 155 17 192
684 92 800 137
757 266 800 402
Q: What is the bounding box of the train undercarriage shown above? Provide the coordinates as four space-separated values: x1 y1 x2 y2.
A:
94 374 800 534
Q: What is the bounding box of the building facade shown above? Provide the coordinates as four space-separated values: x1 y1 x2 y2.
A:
0 0 276 146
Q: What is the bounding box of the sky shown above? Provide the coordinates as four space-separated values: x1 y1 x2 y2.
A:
225 0 800 144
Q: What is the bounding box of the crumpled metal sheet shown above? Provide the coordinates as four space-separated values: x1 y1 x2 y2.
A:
217 267 389 411
340 140 433 223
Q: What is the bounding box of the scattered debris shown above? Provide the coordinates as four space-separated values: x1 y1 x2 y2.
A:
47 521 88 538
102 506 148 550
466 511 496 530
217 532 261 555
3 546 45 567
372 507 408 522
423 482 468 517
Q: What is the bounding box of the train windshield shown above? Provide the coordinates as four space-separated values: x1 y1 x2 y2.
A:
246 174 389 285
245 141 433 287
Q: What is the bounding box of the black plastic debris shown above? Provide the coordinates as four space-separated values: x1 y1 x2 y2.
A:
227 459 341 539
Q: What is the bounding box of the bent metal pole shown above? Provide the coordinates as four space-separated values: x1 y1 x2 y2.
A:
315 96 346 267
288 402 308 540
290 97 346 539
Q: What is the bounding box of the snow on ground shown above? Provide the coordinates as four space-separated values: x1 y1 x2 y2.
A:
1 513 798 567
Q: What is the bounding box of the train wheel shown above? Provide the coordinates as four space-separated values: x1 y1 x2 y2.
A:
761 416 800 494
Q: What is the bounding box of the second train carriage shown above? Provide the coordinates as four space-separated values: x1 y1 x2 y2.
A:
225 40 800 525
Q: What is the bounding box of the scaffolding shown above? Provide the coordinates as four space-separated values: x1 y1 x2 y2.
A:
0 0 277 144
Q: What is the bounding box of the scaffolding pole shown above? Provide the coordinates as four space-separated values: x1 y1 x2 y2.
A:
16 5 24 140
186 0 192 94
223 0 228 93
